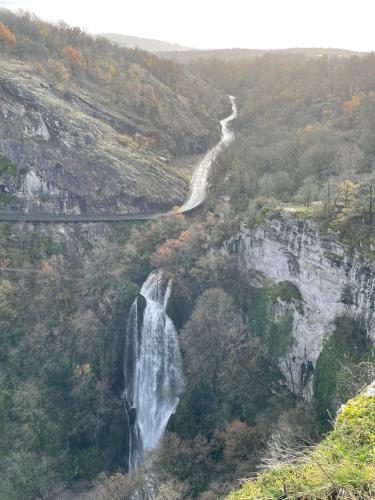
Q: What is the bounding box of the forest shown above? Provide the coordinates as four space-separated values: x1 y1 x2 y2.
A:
0 8 223 119
204 52 375 258
0 9 374 500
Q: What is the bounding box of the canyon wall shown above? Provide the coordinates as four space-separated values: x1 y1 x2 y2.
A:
227 215 375 397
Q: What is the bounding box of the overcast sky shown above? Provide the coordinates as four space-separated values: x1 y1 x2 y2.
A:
1 0 374 51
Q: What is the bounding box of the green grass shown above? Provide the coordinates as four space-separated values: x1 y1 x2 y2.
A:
227 393 375 499
279 203 322 218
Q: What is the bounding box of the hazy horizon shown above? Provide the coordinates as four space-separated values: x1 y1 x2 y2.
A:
0 0 374 52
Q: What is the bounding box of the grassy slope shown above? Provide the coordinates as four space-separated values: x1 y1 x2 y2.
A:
228 391 375 499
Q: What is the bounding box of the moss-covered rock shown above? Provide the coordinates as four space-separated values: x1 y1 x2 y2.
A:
246 283 296 359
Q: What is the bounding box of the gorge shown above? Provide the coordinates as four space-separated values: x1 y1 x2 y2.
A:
0 8 374 499
119 96 237 474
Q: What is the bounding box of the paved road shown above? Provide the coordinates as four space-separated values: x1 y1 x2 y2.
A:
0 97 237 223
177 95 237 213
0 211 165 222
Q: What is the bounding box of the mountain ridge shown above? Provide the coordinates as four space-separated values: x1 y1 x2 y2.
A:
157 46 364 63
97 33 193 52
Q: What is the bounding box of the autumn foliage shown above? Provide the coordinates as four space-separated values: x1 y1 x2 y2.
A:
61 45 83 68
152 229 193 267
0 21 16 45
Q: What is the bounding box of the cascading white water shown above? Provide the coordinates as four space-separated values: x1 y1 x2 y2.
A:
123 270 184 470
122 96 237 473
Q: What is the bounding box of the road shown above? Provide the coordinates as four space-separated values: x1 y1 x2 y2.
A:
177 95 237 213
0 96 237 223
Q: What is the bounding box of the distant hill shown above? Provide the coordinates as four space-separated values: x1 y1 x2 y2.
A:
157 47 364 64
98 33 193 52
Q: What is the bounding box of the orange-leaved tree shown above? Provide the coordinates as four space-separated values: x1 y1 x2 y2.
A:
61 45 83 71
0 21 16 46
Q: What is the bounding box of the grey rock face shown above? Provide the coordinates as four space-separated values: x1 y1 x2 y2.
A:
363 381 375 396
226 215 375 398
0 60 220 214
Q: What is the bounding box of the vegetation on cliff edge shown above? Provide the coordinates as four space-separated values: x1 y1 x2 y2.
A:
228 392 375 499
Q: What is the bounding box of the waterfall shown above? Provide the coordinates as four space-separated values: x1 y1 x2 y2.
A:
123 270 184 471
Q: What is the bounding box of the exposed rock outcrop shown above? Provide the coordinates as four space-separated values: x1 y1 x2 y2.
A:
0 60 223 214
227 215 375 397
364 380 375 396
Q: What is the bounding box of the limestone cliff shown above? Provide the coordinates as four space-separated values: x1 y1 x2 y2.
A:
227 214 375 397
